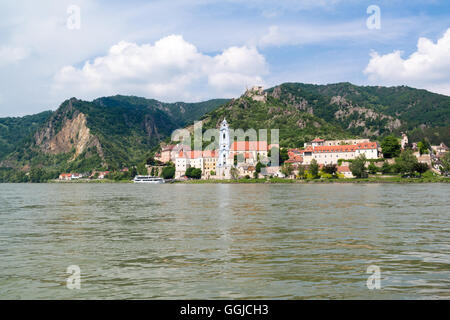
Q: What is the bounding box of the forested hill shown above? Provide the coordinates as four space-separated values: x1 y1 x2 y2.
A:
93 95 229 128
265 83 450 145
0 111 53 161
195 83 449 148
0 96 227 173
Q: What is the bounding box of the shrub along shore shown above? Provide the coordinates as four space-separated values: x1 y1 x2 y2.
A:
177 176 450 184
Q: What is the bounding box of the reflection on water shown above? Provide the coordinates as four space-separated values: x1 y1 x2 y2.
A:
0 183 449 299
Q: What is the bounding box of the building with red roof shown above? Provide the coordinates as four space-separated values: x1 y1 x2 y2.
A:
337 166 354 178
301 139 379 165
59 173 73 181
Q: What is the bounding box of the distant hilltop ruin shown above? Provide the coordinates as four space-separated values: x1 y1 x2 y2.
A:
244 85 267 102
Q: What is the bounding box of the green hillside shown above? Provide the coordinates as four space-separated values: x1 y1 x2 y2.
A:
93 95 229 127
1 96 226 174
0 111 52 161
267 83 450 145
199 95 350 147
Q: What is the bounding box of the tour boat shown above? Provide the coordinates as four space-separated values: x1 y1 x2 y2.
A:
133 176 165 184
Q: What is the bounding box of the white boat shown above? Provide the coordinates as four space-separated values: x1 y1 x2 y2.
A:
133 175 165 184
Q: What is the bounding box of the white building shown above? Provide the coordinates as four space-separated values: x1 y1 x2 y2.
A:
175 151 204 178
401 133 408 149
301 142 379 165
305 138 370 147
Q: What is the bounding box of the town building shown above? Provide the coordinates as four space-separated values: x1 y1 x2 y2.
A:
401 133 409 149
432 143 449 157
175 150 222 179
90 171 109 179
59 173 72 181
59 173 83 180
337 166 354 178
305 138 370 147
155 144 183 163
290 140 379 165
230 141 269 164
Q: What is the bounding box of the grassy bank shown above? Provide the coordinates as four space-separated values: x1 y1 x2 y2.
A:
49 179 133 183
9 175 449 184
178 176 450 184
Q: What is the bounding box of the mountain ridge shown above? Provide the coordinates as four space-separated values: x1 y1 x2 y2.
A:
0 82 448 178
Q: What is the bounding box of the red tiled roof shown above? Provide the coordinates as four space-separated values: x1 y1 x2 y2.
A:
356 142 378 149
286 155 303 163
179 150 217 159
337 166 351 172
312 138 324 142
202 150 217 158
231 141 268 151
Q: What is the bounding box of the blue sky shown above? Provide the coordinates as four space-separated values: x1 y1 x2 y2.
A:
0 0 449 116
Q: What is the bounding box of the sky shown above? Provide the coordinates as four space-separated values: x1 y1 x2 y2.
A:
0 0 449 117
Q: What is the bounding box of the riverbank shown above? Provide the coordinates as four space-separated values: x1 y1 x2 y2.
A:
3 175 449 184
49 179 133 183
178 176 450 184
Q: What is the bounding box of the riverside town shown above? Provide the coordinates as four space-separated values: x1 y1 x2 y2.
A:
51 87 450 184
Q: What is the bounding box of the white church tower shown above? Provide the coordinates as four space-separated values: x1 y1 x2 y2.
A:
218 118 230 167
217 118 231 178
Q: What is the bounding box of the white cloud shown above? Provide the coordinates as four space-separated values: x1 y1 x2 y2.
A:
0 46 29 66
364 28 450 95
256 17 413 48
53 35 267 102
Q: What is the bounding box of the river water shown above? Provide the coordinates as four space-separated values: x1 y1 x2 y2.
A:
0 183 449 299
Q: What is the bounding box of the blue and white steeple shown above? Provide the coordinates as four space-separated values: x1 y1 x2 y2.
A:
218 118 230 168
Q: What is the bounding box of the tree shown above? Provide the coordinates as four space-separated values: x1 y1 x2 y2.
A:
414 162 428 176
136 162 147 175
297 165 306 179
381 136 401 158
441 152 450 175
381 161 391 174
150 167 155 176
161 166 175 179
255 161 266 174
279 148 289 165
230 167 239 180
309 159 319 179
395 150 418 176
281 163 293 177
146 156 156 165
29 168 46 183
193 168 202 179
349 154 368 178
130 166 137 178
368 162 378 174
418 139 430 155
323 163 337 175
185 167 202 179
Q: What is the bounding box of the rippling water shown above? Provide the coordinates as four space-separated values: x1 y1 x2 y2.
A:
0 183 449 299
